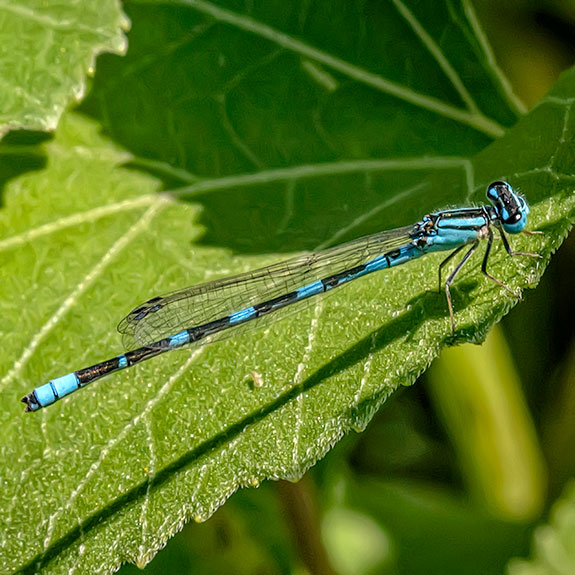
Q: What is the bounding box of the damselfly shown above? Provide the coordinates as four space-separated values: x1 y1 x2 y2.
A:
22 181 541 412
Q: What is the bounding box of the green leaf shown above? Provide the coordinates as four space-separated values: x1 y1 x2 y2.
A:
508 482 575 575
118 484 290 575
342 477 531 575
0 1 127 136
1 1 574 573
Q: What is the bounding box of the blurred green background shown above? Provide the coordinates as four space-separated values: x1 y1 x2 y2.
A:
106 2 575 573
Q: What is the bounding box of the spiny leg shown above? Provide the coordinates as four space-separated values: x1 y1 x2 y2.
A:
437 244 467 294
481 228 520 297
444 240 479 335
499 227 543 258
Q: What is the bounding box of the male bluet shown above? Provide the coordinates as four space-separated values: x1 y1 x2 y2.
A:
22 181 541 412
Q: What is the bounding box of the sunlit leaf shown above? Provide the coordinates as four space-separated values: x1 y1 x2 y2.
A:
0 1 127 136
1 1 574 573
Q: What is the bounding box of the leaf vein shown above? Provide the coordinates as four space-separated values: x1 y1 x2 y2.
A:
43 347 206 552
170 156 474 198
164 0 505 137
0 195 157 253
390 0 479 114
0 200 166 396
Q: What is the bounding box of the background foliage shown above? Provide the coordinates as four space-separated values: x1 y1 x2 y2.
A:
0 0 574 573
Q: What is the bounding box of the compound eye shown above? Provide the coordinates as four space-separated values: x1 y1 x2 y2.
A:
486 180 510 201
504 212 521 225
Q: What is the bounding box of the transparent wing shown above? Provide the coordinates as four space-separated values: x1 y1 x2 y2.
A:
118 225 417 350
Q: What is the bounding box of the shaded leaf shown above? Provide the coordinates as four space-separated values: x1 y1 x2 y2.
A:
1 1 575 573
